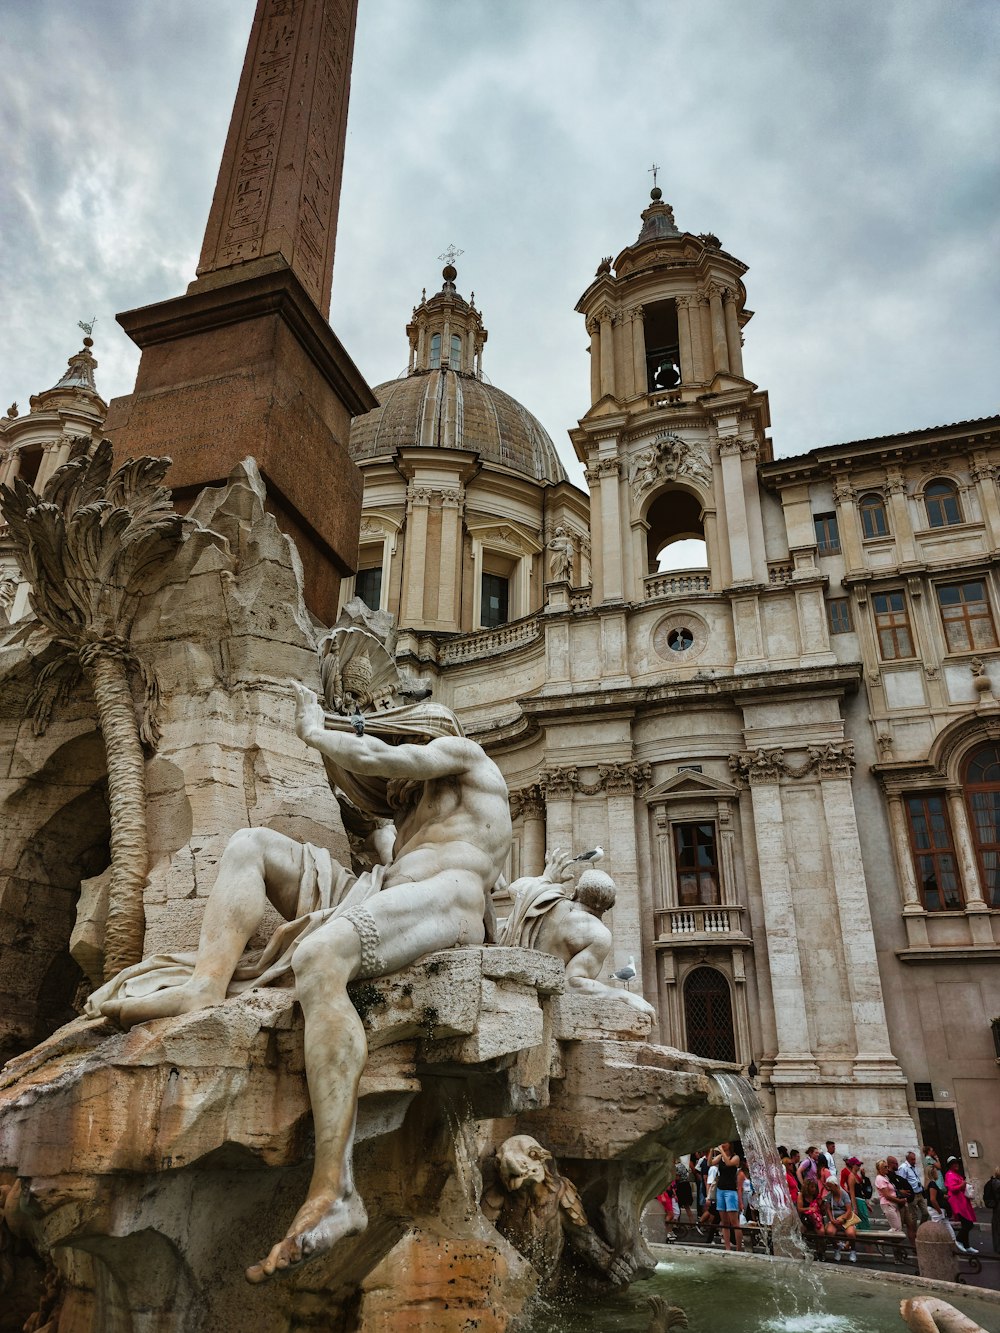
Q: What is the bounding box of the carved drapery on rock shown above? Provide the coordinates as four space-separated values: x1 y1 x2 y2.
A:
0 440 184 978
728 741 856 786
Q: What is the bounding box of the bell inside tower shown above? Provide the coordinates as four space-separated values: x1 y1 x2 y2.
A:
643 299 681 391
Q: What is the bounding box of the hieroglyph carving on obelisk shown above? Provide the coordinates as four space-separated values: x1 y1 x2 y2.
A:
197 0 357 317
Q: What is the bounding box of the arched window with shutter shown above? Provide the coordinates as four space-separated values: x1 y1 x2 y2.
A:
683 966 736 1062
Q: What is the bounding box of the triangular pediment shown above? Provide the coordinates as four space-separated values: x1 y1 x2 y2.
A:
644 769 740 802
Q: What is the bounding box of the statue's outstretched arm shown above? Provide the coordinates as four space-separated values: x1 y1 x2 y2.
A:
293 683 469 780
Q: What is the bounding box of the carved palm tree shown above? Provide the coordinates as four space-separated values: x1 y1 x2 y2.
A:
0 440 183 979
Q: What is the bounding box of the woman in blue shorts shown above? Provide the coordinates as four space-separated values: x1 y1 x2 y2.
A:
714 1142 743 1251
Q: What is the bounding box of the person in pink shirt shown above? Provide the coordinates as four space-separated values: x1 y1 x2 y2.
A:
875 1159 903 1231
944 1156 978 1254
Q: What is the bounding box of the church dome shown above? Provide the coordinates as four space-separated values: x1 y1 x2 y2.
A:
349 264 567 484
349 369 567 483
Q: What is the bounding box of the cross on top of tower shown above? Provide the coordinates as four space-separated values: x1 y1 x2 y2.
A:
78 317 97 338
648 163 660 189
438 245 464 266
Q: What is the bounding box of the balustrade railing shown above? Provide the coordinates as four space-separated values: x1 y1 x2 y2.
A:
438 616 540 664
654 904 746 939
643 571 711 600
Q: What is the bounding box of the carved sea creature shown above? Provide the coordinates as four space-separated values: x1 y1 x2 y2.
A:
647 1295 688 1330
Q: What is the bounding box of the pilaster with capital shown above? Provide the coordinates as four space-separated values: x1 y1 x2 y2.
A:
595 454 624 601
587 318 601 404
722 289 743 376
730 750 817 1076
718 434 754 584
969 454 1000 549
675 294 696 384
401 485 430 624
613 309 635 398
707 283 730 375
815 758 899 1068
598 307 616 399
884 468 917 563
510 784 546 876
832 476 865 574
630 306 646 395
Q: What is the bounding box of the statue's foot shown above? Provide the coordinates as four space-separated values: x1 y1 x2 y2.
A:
245 1190 368 1284
103 977 225 1030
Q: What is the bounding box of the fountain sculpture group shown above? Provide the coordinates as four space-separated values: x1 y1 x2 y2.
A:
0 451 734 1332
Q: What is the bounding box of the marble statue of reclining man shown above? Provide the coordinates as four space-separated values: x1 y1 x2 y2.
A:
87 682 512 1284
498 849 654 1016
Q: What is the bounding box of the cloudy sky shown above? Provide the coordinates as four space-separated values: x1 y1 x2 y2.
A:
2 1 997 486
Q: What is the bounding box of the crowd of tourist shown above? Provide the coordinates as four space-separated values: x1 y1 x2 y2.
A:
656 1139 998 1260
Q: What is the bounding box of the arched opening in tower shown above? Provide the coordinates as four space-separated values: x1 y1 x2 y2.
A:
646 487 708 572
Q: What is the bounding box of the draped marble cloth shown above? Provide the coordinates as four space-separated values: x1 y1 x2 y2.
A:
83 700 471 1017
84 848 387 1017
496 878 571 950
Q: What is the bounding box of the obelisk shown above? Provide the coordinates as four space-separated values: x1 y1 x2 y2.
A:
104 0 377 623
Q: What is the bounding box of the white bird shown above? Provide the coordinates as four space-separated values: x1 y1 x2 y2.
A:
572 846 604 863
612 956 637 989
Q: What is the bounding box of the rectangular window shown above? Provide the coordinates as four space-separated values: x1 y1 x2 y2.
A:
355 566 382 609
873 589 914 659
905 794 963 911
827 598 852 635
814 512 841 555
936 581 999 653
481 572 509 629
673 821 720 907
913 1082 934 1104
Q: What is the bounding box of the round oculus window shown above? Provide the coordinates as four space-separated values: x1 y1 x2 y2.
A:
667 627 694 652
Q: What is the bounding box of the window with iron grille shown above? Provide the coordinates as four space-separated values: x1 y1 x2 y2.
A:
914 1082 934 1104
683 967 736 1063
827 598 852 635
814 512 841 555
905 794 963 911
673 822 720 906
873 589 915 659
936 581 998 653
965 742 1000 908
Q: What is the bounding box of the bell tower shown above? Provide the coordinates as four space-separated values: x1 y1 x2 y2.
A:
571 185 772 621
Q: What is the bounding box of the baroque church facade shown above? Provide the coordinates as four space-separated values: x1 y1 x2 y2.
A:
336 188 1000 1169
2 188 998 1172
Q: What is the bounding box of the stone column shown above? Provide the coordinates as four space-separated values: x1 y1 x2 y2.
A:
885 469 918 564
587 319 601 404
33 441 66 494
540 769 576 860
615 311 635 398
693 297 711 381
401 487 430 625
676 295 695 384
886 794 923 912
602 763 651 995
598 308 616 399
631 306 646 395
437 488 464 630
832 478 865 574
719 439 753 584
815 747 900 1069
0 450 19 486
947 790 989 913
520 787 546 877
971 457 1000 550
596 457 624 601
733 751 818 1078
723 290 743 376
708 284 730 375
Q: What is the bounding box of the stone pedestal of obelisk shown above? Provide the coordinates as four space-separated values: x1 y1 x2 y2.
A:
104 0 376 623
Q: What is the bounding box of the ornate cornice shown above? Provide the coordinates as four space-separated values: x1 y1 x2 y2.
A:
728 741 855 785
535 762 652 798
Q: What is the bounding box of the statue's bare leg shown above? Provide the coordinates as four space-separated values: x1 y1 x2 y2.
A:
246 871 486 1283
105 828 307 1028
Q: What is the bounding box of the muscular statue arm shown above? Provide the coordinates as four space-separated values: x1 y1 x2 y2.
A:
293 683 471 780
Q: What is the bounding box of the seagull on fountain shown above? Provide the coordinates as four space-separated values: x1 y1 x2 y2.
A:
572 846 604 863
612 956 637 989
